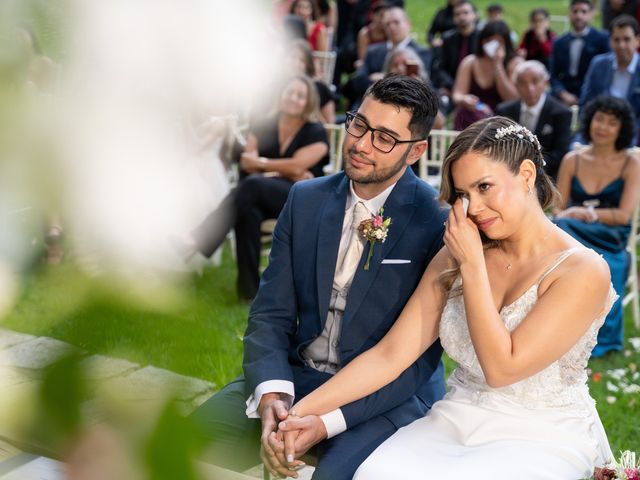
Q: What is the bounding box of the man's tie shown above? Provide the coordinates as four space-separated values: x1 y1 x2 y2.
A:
522 109 536 133
334 201 370 289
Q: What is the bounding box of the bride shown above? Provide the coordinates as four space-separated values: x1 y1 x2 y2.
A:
278 117 614 478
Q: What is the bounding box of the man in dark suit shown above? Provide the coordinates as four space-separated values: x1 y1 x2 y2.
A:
431 0 480 109
580 15 640 136
496 60 572 181
549 0 610 107
191 75 446 480
344 6 431 109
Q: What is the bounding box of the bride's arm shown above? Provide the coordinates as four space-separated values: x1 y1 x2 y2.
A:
445 199 611 388
290 246 452 418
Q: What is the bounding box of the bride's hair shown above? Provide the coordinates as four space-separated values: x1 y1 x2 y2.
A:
437 116 558 293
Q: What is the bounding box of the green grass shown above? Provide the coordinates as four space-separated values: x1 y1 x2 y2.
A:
405 0 576 48
1 248 248 389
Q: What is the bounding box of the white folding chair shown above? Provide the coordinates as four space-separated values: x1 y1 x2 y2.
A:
549 15 570 34
418 129 459 188
322 123 345 175
312 51 337 88
623 202 640 329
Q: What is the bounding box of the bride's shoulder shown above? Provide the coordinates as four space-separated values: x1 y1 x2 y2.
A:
543 247 610 294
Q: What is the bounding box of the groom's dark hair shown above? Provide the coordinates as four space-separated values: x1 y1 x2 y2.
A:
364 73 438 140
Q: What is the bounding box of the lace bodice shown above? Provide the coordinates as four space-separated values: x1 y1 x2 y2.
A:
439 249 617 410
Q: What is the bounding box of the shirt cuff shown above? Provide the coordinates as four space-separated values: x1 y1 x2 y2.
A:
320 408 347 439
245 380 295 418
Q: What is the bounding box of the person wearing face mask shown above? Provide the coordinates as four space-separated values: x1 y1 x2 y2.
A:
174 75 329 301
452 20 522 131
580 15 640 138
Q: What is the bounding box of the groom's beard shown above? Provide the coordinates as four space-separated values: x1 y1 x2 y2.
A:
343 145 410 184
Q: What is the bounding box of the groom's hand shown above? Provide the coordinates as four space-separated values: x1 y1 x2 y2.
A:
278 414 328 467
258 394 302 478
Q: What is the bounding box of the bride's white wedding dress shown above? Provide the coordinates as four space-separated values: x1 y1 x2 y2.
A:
354 248 614 479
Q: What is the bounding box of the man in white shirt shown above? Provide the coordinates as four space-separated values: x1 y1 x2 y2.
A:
191 75 447 480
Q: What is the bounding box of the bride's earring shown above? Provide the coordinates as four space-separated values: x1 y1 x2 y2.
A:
527 184 533 196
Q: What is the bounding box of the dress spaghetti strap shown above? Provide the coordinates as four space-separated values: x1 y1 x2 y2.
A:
537 247 581 285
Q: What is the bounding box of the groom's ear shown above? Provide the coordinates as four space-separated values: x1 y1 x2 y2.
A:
406 140 427 166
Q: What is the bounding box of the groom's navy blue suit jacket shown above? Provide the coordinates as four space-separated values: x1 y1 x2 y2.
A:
243 168 447 431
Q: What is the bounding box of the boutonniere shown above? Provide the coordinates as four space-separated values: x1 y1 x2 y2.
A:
358 208 392 271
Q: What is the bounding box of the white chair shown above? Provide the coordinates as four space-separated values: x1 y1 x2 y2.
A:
549 15 570 34
418 129 459 188
623 202 640 329
312 51 337 89
570 104 580 133
322 123 345 175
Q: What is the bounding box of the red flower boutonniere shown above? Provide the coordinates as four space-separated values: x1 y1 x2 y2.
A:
358 208 392 271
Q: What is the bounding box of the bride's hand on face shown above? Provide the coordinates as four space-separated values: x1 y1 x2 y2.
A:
444 197 484 268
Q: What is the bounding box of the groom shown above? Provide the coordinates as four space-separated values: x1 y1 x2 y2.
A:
191 75 447 480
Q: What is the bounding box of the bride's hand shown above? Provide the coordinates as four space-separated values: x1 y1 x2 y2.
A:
443 198 483 269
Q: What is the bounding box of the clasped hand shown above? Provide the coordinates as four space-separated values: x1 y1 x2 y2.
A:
260 400 326 478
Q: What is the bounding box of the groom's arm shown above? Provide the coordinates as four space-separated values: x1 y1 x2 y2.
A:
243 184 300 412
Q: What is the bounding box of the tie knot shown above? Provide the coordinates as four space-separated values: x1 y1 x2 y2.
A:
353 201 370 228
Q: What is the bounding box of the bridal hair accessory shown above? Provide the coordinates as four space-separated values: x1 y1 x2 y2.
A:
494 125 546 167
359 208 392 271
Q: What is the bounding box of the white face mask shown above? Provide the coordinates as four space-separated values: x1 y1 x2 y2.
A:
483 39 500 58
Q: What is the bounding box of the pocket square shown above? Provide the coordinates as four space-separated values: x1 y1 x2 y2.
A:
381 259 411 264
540 124 553 135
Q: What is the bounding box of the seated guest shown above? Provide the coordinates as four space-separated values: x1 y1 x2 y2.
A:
355 1 389 69
518 8 556 69
549 0 610 107
180 75 329 301
452 20 522 130
555 96 640 357
580 15 640 135
431 0 480 104
427 0 461 47
286 39 336 123
602 0 637 30
291 0 329 51
383 49 446 129
496 60 572 181
345 6 430 109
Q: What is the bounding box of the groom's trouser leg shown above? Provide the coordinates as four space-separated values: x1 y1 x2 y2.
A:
312 414 397 480
189 377 262 472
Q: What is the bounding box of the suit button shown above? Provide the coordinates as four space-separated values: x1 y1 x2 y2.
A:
332 340 339 348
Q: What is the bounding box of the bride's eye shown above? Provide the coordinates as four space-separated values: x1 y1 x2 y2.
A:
478 183 491 193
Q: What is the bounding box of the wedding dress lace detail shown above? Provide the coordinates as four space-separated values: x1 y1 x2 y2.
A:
439 248 618 411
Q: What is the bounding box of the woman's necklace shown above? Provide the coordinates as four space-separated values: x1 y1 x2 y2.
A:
497 225 557 271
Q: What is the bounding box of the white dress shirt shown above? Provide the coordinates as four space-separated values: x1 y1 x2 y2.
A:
569 27 590 77
610 52 639 99
519 93 546 133
246 180 397 439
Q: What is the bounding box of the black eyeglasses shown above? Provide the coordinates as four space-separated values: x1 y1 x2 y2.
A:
344 112 424 153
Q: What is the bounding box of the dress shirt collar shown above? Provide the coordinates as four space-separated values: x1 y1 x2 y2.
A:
613 52 639 73
570 26 591 38
387 36 412 51
520 92 546 118
346 180 396 216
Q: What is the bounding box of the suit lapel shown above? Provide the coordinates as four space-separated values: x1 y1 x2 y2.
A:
342 169 418 326
316 174 349 325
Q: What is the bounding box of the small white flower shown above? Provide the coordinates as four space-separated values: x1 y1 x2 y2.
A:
629 337 640 351
607 368 627 380
606 381 620 392
606 396 617 404
622 384 640 394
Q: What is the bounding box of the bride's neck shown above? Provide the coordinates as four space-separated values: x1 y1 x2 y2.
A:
498 208 556 261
